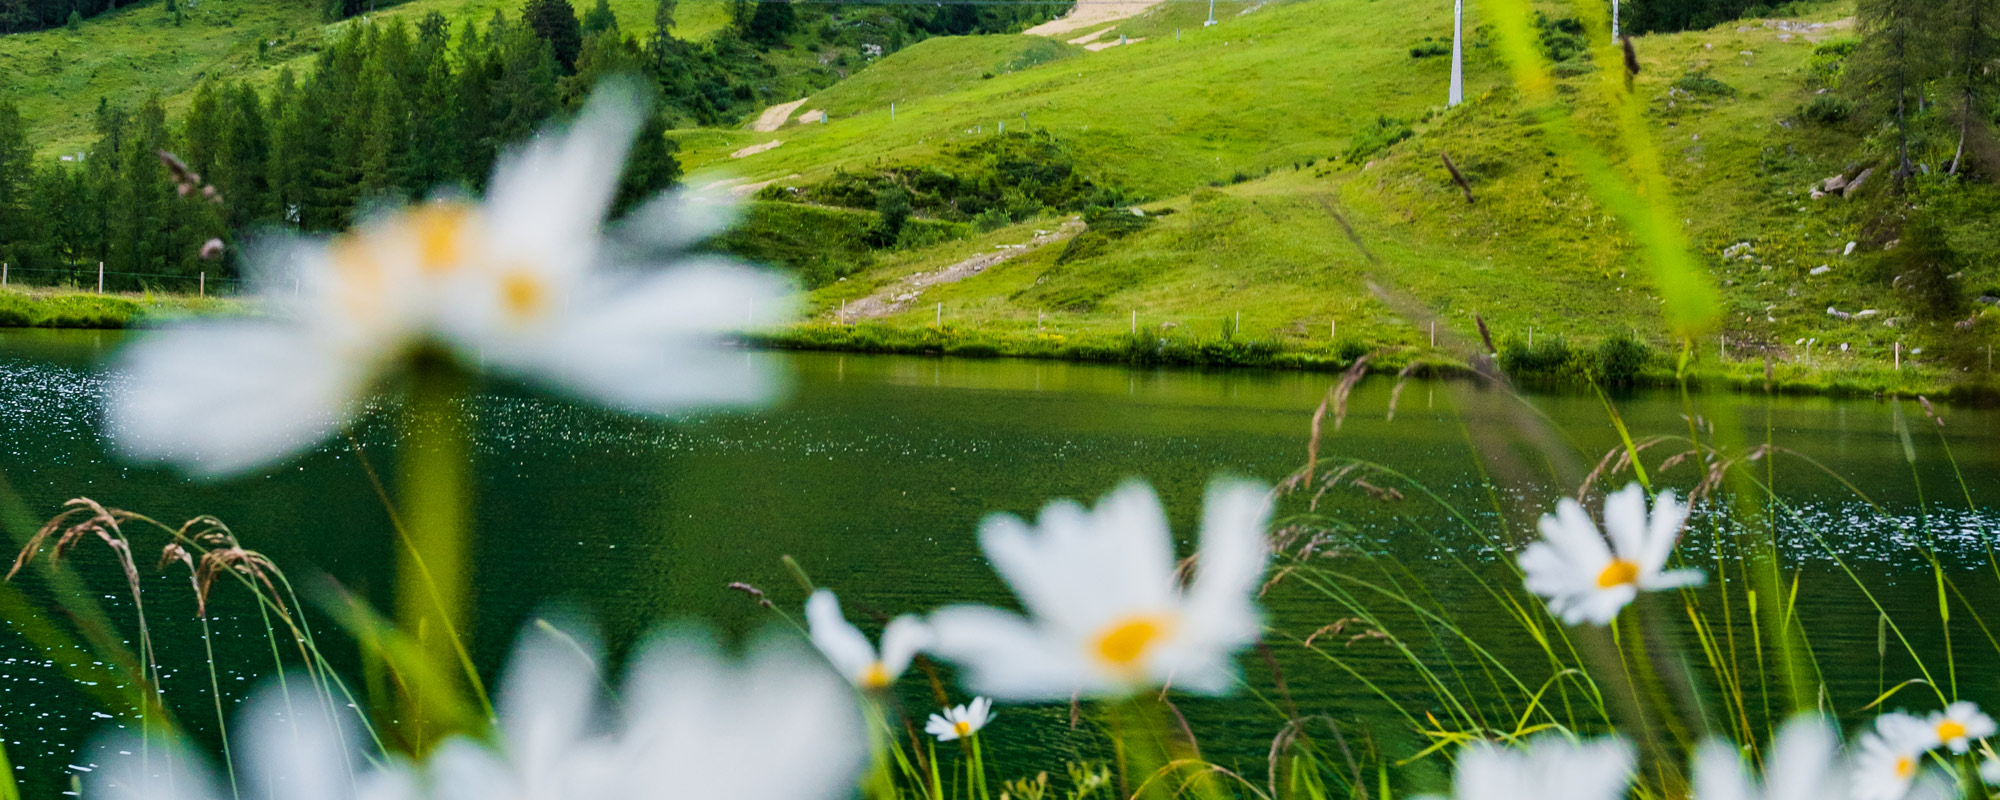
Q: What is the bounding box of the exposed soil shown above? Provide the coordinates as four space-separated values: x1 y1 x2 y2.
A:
830 220 1083 321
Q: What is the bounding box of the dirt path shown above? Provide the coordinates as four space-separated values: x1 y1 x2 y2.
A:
730 140 783 158
1023 0 1168 38
750 98 808 132
831 220 1083 321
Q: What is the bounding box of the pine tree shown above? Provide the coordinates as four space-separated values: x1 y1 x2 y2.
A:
28 163 90 271
1943 0 2000 176
180 80 224 180
521 0 583 72
651 0 674 36
491 23 561 148
580 0 615 35
0 100 34 269
217 83 274 224
615 109 680 217
1853 0 1945 184
109 96 175 278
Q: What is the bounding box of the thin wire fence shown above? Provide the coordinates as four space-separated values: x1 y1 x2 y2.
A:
0 264 247 297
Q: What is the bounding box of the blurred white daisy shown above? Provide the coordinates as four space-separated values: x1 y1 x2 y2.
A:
927 479 1271 700
1519 483 1705 625
109 81 793 476
806 588 932 690
1924 701 1994 754
1982 752 2000 786
1853 712 1939 800
84 678 415 800
84 620 865 800
1693 715 1842 800
1419 736 1633 800
924 697 994 742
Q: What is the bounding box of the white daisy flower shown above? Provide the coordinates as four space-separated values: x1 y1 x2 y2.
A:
1419 735 1634 800
927 479 1271 700
924 697 995 742
1518 483 1705 625
1924 701 1995 754
806 588 932 690
1852 712 1939 800
108 81 793 476
84 620 865 800
1981 752 2000 786
83 677 418 800
1693 715 1843 800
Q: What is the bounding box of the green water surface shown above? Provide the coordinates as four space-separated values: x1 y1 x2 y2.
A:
0 329 1995 794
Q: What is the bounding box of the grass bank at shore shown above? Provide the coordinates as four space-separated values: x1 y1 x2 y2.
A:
0 287 249 329
4 287 1980 400
759 320 1991 401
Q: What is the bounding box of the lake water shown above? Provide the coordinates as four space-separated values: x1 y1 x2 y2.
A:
1 329 1995 794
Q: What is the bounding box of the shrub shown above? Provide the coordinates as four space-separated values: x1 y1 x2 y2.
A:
1805 37 1858 88
1672 71 1737 97
1410 40 1451 59
1343 116 1413 164
1536 12 1588 63
1594 332 1651 386
866 186 914 248
1499 335 1577 379
1800 93 1853 124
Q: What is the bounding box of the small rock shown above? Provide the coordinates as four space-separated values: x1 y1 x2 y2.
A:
1827 306 1852 319
1810 265 1832 275
1977 295 2000 305
1824 174 1849 192
1843 167 1874 197
1810 189 1827 200
1843 241 1857 256
1856 309 1880 318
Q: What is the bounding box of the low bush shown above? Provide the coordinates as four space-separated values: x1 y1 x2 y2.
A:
1343 116 1414 164
1800 93 1853 124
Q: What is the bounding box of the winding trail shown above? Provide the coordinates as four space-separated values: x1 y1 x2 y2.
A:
1023 0 1169 37
832 220 1083 320
751 98 808 132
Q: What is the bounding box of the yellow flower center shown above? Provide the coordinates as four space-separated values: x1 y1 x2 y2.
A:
500 269 548 321
1094 615 1172 669
1894 754 1915 779
860 661 891 689
954 720 973 737
1596 559 1640 589
1938 719 1967 741
408 203 473 274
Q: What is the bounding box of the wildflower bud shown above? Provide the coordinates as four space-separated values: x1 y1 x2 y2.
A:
177 183 193 197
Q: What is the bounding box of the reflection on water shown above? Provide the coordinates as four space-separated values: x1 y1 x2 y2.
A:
0 330 1997 793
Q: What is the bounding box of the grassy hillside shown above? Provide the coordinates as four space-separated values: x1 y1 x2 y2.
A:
681 0 1998 395
0 0 732 155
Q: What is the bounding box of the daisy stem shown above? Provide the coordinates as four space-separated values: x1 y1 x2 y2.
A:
969 734 990 800
395 360 477 751
1105 695 1215 800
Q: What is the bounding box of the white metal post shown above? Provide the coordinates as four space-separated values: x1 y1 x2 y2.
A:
1205 0 1215 26
1131 309 1137 334
1448 0 1465 107
199 271 205 298
936 302 941 327
1611 0 1620 41
2 262 7 285
97 262 104 294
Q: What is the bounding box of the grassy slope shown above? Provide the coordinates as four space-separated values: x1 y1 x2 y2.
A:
685 0 1994 393
0 0 733 156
